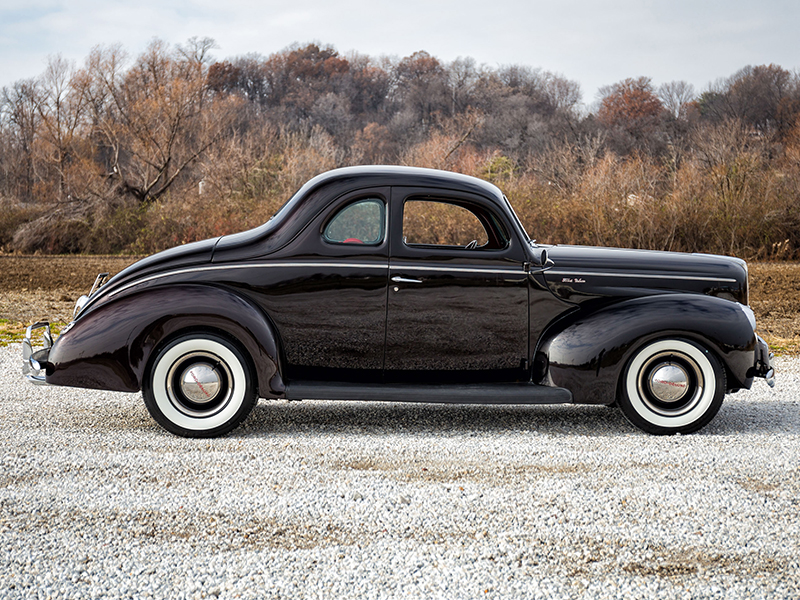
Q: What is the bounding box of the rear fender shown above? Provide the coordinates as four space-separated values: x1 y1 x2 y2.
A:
536 294 757 405
47 285 285 397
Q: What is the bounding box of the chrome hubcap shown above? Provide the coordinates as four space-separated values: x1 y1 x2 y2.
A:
648 363 689 403
637 350 704 417
179 363 221 404
166 351 233 417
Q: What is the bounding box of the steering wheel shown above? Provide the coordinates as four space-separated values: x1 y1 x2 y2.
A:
465 240 478 250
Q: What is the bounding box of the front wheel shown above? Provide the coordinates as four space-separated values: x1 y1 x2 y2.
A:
619 339 725 435
143 333 257 437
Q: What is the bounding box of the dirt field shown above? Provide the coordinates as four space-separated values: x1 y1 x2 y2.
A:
1 255 798 353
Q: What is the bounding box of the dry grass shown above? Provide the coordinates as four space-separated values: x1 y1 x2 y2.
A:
8 124 800 259
749 262 800 354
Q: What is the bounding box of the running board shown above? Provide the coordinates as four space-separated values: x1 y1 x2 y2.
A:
284 381 572 404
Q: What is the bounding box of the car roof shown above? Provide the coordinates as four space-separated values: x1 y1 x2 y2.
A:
296 165 506 202
213 166 520 259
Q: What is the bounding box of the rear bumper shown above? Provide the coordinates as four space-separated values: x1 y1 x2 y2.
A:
22 322 52 386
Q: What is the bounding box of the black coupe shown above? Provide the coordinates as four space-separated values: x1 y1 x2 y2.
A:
23 166 775 436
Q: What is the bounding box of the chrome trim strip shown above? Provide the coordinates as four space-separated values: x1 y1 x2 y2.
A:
546 270 738 283
107 262 527 297
391 264 524 275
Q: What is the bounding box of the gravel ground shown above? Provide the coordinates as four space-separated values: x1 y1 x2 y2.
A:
1 345 798 600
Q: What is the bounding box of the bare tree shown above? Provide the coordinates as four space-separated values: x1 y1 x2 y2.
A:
392 51 450 129
697 65 800 137
34 55 90 203
658 80 695 120
81 39 236 205
447 56 480 114
544 73 582 114
0 79 41 202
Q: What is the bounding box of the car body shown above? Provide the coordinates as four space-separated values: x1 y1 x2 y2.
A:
22 165 775 436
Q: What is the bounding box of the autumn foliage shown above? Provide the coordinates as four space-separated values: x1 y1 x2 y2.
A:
1 39 799 259
598 77 663 127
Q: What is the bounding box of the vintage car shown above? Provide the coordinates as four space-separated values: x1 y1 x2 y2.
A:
23 166 775 437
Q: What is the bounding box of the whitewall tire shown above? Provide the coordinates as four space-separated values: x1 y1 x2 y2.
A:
143 333 257 437
619 339 725 435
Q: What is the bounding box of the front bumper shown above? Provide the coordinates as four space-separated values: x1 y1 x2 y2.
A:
22 322 52 386
754 334 775 388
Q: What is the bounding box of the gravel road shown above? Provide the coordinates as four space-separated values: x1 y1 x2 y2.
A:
1 345 798 599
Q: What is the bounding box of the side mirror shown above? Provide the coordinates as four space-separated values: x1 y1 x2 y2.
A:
530 247 555 269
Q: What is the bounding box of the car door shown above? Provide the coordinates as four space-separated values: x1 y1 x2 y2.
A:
384 187 530 382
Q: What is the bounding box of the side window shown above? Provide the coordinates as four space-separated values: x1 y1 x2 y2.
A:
403 199 507 249
323 198 385 245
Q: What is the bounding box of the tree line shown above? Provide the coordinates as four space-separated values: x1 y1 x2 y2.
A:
1 37 798 258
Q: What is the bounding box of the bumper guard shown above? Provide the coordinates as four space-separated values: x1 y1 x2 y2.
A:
22 322 52 386
755 335 775 388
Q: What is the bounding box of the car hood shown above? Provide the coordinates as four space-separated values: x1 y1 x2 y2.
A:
541 245 749 305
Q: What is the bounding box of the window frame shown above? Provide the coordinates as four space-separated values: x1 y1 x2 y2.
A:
321 197 387 246
399 196 511 252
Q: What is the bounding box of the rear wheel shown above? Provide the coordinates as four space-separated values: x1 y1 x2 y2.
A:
143 333 257 437
619 339 725 435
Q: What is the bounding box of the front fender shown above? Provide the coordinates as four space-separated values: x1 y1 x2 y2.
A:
46 284 285 397
536 294 757 404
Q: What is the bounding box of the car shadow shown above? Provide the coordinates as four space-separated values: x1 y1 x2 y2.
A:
242 400 627 437
239 394 798 438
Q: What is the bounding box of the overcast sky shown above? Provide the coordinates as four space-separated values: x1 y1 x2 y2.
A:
1 0 797 105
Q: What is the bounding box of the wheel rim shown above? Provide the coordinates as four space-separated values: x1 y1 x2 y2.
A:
625 340 717 429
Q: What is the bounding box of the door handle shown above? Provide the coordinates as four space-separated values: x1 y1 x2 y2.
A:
391 276 423 284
